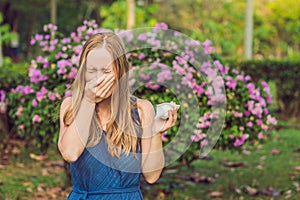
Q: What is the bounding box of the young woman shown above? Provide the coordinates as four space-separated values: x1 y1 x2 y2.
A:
58 32 179 199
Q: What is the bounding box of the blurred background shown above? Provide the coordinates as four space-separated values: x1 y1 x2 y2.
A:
0 0 299 199
1 0 299 60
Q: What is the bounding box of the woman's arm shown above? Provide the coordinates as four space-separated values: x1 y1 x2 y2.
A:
137 98 178 184
58 97 96 163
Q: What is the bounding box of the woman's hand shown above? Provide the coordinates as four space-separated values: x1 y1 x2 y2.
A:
152 107 179 134
83 74 115 103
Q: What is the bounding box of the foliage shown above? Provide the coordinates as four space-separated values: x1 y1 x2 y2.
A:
5 21 276 164
254 0 300 59
0 0 105 58
0 57 28 91
228 59 300 120
153 0 300 59
100 0 158 30
0 12 18 46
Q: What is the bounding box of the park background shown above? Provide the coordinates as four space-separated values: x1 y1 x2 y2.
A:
0 0 299 199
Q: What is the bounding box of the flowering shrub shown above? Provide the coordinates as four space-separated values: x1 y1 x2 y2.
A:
6 21 276 159
0 89 7 114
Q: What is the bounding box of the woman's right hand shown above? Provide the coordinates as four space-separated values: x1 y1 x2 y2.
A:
83 74 115 103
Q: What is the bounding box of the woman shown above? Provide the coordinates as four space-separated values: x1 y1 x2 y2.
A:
58 32 179 199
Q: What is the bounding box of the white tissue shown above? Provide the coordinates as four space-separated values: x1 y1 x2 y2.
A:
155 101 180 120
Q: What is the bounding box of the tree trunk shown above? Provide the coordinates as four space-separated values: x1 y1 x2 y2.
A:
244 0 253 59
51 0 57 25
0 101 9 141
127 0 135 29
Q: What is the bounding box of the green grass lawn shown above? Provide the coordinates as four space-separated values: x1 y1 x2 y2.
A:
0 128 299 199
143 128 300 199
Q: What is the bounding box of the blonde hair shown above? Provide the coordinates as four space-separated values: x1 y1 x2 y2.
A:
61 32 141 158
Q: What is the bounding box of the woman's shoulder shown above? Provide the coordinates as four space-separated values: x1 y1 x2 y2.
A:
135 97 155 126
60 96 72 110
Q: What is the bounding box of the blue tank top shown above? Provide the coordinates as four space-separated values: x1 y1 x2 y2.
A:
67 97 143 200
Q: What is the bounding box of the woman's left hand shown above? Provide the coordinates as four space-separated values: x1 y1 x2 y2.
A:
152 107 179 134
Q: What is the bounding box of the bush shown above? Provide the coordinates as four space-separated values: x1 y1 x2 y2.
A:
228 59 300 120
5 21 276 166
0 57 28 92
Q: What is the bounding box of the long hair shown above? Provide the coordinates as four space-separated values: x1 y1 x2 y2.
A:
62 32 141 158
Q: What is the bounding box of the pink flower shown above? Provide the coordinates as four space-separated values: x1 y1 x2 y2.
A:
247 83 255 94
261 81 269 89
157 69 172 83
226 76 237 89
62 38 71 44
244 110 251 117
202 40 212 49
264 109 269 115
191 135 200 142
55 93 62 100
233 134 249 147
246 121 253 128
18 124 25 132
138 53 145 60
58 67 66 74
258 132 264 139
138 33 147 41
139 73 150 80
36 86 48 102
174 31 181 36
67 67 78 79
236 75 244 81
202 40 216 54
16 106 23 117
201 139 208 147
32 99 38 107
30 38 36 45
173 63 185 75
29 68 48 84
43 62 49 68
64 90 72 97
48 93 56 101
145 81 160 90
0 90 5 102
153 23 168 32
261 124 268 131
232 111 243 118
267 115 277 125
245 75 251 81
66 84 71 89
256 119 263 126
32 114 42 123
34 34 43 41
36 56 46 63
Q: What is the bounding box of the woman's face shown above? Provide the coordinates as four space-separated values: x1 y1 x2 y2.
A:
85 47 116 98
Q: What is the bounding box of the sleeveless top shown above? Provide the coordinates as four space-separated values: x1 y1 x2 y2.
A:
67 96 143 200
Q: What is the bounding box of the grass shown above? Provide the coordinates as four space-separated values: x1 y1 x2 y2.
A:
142 128 300 199
0 128 300 199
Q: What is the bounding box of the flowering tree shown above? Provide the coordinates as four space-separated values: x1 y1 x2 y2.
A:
5 21 276 163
